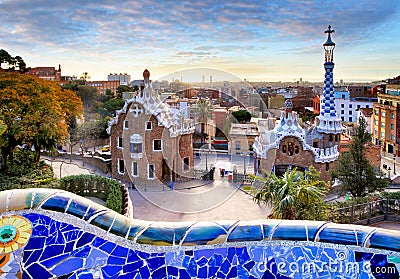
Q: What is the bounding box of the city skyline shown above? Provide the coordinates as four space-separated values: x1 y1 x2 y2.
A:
1 0 400 82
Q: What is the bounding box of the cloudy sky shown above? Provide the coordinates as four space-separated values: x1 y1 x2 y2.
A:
1 0 400 82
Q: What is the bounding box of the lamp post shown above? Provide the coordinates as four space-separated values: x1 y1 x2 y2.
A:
240 152 250 175
394 155 396 175
59 161 65 178
388 167 391 179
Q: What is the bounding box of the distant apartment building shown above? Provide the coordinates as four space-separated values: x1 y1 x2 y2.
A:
347 85 373 98
387 75 400 85
331 90 376 123
108 73 131 86
229 123 259 154
86 80 120 95
372 85 400 156
27 65 61 81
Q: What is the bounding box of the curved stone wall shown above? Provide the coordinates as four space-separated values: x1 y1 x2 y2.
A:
1 188 400 278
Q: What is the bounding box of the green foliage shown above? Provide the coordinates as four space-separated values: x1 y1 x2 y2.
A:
231 110 252 123
252 167 329 220
332 116 388 197
0 149 56 191
59 174 123 214
98 98 125 118
194 99 213 143
106 181 123 214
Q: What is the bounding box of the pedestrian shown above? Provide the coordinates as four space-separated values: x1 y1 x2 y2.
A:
221 169 225 177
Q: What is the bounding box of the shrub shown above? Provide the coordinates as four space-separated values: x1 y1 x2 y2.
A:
59 174 123 214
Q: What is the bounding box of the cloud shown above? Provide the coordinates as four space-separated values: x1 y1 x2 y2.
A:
1 0 399 80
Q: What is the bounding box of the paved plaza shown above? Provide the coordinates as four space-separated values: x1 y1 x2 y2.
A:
45 155 271 221
129 175 271 222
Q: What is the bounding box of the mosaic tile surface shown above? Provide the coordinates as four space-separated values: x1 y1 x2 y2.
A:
1 188 400 278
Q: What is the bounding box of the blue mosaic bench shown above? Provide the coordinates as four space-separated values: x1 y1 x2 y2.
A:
1 188 400 278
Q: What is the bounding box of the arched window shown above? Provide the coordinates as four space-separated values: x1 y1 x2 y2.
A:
288 142 294 156
294 146 299 154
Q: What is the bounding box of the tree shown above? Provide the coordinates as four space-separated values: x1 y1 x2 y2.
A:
80 72 90 81
0 72 83 169
194 99 213 144
231 109 252 123
75 85 98 112
253 167 328 220
0 50 27 72
98 98 125 119
0 49 13 69
332 116 387 197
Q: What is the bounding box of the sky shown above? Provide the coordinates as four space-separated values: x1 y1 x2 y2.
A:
1 0 400 83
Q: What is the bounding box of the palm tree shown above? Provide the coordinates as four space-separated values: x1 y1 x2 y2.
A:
253 167 328 220
194 99 213 144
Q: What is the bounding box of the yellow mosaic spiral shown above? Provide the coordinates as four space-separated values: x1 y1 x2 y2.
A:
0 215 32 255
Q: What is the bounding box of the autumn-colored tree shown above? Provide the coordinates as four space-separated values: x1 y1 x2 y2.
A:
0 72 83 170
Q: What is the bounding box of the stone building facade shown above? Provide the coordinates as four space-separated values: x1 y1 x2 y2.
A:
253 26 342 181
107 69 195 184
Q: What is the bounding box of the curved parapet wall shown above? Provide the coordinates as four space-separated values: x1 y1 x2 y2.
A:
1 189 400 278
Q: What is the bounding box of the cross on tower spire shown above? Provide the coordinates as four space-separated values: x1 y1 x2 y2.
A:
325 25 334 35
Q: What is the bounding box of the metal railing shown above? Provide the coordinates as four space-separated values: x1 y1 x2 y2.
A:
333 198 400 224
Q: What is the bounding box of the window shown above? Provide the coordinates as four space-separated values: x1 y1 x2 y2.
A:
382 111 386 117
382 123 385 128
391 135 395 140
294 146 299 154
118 159 125 174
391 124 395 130
183 157 190 171
341 104 344 108
148 164 155 179
349 117 352 122
329 135 333 142
349 104 352 108
117 137 123 148
124 120 129 129
374 120 378 125
132 161 138 177
146 121 152 130
374 130 378 135
130 142 142 153
341 110 344 115
130 134 142 158
392 113 395 119
235 141 241 150
381 132 385 138
326 163 329 171
374 109 378 115
153 140 162 151
366 105 369 108
288 142 294 156
349 110 352 115
357 105 360 109
341 117 344 121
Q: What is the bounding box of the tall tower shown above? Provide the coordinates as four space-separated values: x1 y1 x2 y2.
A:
316 25 342 134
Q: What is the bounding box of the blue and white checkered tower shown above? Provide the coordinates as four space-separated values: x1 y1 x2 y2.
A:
316 25 342 134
